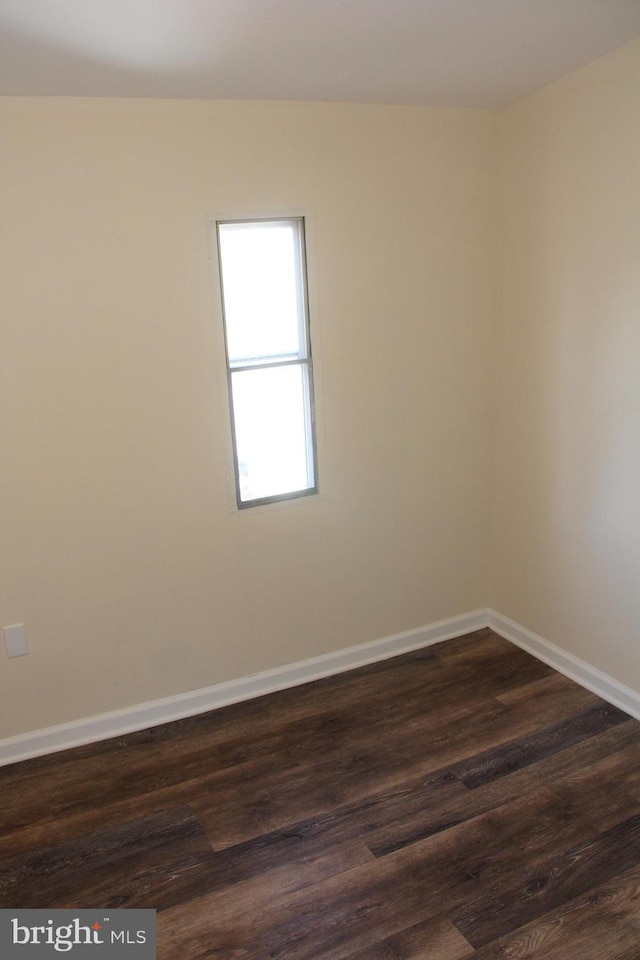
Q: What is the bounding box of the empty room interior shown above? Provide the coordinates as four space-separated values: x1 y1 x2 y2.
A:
1 2 640 958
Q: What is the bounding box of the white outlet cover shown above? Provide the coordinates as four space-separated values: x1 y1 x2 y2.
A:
4 623 28 658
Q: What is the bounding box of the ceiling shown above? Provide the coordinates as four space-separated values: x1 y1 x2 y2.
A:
1 0 639 107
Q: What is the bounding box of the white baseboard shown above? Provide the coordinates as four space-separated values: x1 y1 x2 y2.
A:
3 608 639 768
487 609 640 722
0 609 487 767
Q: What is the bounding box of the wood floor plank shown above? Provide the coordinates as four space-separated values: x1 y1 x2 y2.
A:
192 697 496 849
252 788 591 960
0 802 374 914
197 705 640 878
155 841 376 960
198 769 467 865
157 922 271 960
0 725 318 857
0 724 303 833
364 718 640 859
159 789 570 960
0 631 508 835
453 811 640 947
496 670 592 707
366 736 640 859
2 628 640 960
259 743 640 957
0 782 247 861
448 701 629 789
197 671 608 852
465 864 640 960
431 629 515 663
341 915 473 960
0 806 216 910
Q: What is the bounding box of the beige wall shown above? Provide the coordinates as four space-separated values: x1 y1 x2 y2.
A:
0 99 496 737
491 40 640 687
4 39 638 743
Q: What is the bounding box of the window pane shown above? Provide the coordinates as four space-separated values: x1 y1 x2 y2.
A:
219 220 306 366
231 364 314 503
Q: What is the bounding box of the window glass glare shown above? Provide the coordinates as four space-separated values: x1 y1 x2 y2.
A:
231 364 313 502
218 221 305 366
216 216 317 508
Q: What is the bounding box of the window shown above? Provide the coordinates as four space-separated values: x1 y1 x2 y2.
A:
216 217 318 508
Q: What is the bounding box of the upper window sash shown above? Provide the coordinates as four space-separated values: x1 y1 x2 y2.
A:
217 218 310 369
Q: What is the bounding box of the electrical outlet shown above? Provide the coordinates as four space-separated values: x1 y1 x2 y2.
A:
4 624 28 658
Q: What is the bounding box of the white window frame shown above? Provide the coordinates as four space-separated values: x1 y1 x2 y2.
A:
215 216 319 510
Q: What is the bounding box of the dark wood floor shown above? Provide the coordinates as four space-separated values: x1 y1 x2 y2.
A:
2 628 640 959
